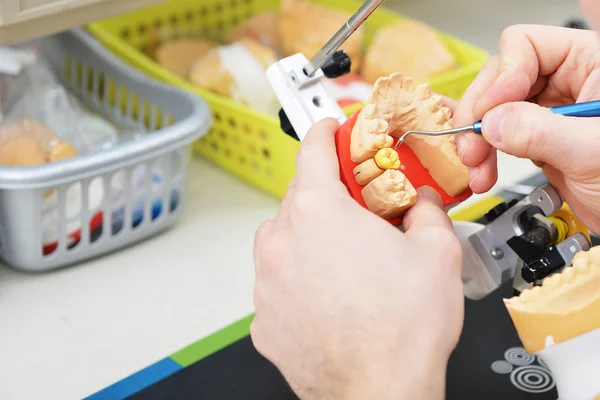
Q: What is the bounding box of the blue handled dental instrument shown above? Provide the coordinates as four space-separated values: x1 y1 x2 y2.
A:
394 100 600 149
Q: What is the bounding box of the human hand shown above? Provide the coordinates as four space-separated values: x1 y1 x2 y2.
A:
454 24 600 234
251 118 464 400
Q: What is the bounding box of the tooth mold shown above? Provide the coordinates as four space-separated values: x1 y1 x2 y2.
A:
504 246 600 400
335 72 471 225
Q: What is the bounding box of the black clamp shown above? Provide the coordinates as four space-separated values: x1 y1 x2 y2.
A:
507 225 566 283
320 50 352 78
484 199 518 224
482 198 566 283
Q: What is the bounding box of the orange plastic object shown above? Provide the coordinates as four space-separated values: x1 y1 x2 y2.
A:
336 109 473 225
550 203 591 243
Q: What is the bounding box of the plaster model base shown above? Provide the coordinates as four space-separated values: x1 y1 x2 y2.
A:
504 246 600 400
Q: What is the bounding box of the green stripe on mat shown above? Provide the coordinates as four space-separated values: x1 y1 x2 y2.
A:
170 314 255 367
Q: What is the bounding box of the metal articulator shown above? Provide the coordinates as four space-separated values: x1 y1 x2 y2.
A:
469 184 591 295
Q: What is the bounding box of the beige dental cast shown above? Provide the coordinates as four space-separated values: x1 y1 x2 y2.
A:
348 72 468 220
362 20 457 85
349 72 468 197
353 146 417 220
504 246 600 354
361 169 417 220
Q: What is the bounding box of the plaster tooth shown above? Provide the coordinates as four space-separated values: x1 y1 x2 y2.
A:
434 108 451 124
373 134 393 149
530 285 542 297
363 104 378 119
401 76 413 90
425 94 442 112
389 72 405 91
542 273 562 289
378 101 393 115
588 246 600 264
573 253 590 273
370 78 389 103
375 77 390 99
415 84 432 100
365 119 389 135
562 266 577 283
425 100 440 113
374 119 390 134
394 191 413 206
520 287 535 302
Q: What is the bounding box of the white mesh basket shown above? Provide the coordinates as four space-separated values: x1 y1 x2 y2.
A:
0 28 211 272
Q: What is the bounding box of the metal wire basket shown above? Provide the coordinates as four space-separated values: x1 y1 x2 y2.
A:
0 28 212 272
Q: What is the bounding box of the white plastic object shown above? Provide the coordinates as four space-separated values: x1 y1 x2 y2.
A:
537 327 600 400
218 42 280 116
265 53 347 141
453 220 499 300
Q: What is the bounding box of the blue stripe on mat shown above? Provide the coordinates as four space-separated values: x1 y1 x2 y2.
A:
84 357 182 399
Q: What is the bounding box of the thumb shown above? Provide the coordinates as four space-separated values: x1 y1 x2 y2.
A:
294 117 341 189
403 186 453 234
481 102 600 174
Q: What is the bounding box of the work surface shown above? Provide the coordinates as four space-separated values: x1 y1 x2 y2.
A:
0 0 584 398
0 158 539 400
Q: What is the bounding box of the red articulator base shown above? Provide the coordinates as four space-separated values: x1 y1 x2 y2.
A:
335 109 472 226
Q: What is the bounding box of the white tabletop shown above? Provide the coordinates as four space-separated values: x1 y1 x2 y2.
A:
0 0 583 398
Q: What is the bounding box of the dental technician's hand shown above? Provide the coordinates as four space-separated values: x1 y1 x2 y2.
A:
252 118 463 400
454 22 600 234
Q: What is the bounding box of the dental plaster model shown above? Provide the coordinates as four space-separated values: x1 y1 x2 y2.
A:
504 246 600 400
189 37 279 115
362 169 417 220
226 11 281 53
0 117 77 167
155 38 217 78
350 73 469 219
279 0 364 72
362 20 456 85
353 158 383 186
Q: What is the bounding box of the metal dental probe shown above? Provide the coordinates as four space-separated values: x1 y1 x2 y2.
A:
302 0 387 77
394 99 600 149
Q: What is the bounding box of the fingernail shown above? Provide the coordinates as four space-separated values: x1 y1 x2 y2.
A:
418 186 443 207
456 134 469 161
469 167 480 187
482 106 510 144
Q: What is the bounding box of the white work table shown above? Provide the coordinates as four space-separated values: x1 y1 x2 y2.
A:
0 0 583 398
